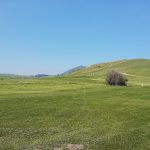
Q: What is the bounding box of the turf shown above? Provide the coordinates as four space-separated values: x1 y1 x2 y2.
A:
0 59 150 150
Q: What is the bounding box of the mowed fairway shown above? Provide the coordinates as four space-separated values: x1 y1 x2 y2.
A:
0 60 150 150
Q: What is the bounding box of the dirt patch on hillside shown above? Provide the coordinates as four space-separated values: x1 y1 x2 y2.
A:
66 144 84 150
54 144 84 150
54 148 63 150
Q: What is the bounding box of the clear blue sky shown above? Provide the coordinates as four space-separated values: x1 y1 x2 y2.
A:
0 0 150 75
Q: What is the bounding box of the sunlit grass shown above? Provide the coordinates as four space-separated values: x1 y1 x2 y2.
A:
0 59 150 149
0 75 150 149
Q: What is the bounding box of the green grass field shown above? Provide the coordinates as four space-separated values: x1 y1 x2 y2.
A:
0 59 150 150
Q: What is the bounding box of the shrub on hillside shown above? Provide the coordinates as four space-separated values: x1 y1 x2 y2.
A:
106 70 128 86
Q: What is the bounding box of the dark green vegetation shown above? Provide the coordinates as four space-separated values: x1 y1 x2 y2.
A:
0 59 150 150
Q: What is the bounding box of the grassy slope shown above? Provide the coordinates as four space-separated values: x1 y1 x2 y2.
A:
0 59 150 150
70 59 150 85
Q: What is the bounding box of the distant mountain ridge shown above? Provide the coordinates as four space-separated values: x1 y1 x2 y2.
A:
62 65 86 75
0 74 29 78
34 74 49 78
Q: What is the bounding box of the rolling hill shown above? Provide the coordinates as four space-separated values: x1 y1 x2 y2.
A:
68 59 150 85
69 59 150 77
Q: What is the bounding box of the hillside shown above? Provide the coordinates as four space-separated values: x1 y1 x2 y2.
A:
69 59 150 85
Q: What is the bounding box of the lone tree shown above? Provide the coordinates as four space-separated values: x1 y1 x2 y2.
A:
106 70 128 86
